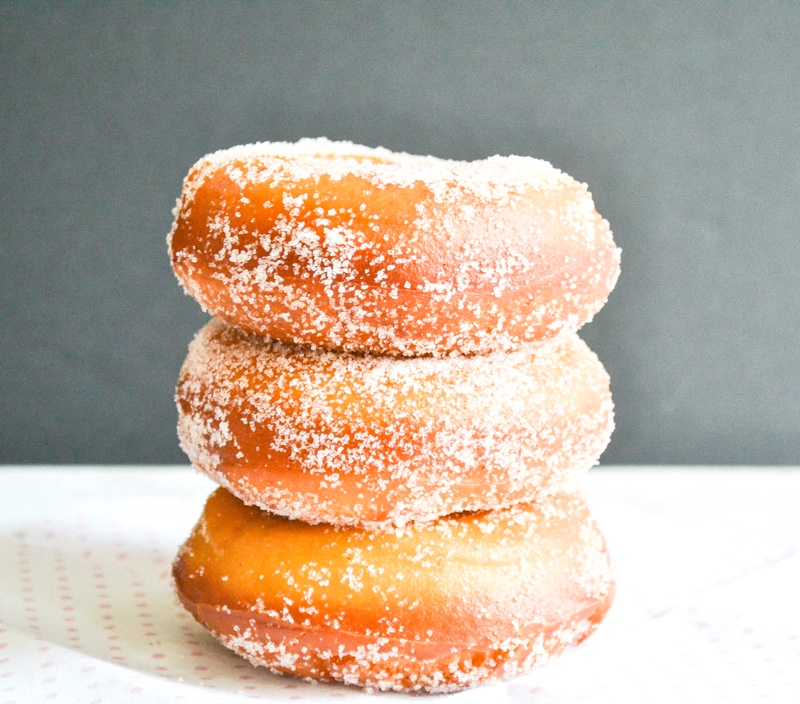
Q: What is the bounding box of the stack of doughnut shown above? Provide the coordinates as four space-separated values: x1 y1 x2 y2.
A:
168 138 620 693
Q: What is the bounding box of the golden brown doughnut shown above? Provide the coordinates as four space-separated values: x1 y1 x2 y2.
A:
173 487 614 693
168 138 620 356
177 318 614 529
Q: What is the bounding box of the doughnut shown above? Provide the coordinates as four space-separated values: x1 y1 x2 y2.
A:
168 138 620 356
173 486 614 693
177 318 614 529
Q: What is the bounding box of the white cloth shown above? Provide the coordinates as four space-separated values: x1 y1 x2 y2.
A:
0 467 798 703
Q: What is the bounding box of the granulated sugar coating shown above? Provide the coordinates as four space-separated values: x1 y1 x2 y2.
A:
177 318 614 529
173 487 614 693
168 138 620 356
167 138 620 694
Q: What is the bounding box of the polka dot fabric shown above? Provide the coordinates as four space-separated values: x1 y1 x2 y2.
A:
1 467 798 703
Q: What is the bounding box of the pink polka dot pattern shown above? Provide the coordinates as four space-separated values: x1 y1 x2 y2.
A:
0 467 799 702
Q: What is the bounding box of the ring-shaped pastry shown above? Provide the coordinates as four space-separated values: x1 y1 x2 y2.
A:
173 487 614 693
169 139 620 356
177 318 614 529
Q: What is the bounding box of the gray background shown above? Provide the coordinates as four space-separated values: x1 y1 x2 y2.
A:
2 2 798 465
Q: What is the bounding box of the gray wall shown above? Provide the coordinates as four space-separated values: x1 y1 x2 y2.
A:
2 2 798 465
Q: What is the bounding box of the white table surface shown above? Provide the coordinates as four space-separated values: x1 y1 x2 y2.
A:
0 466 798 703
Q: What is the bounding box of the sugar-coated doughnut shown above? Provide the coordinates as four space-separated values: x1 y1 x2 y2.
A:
173 487 614 693
177 318 614 529
168 138 620 356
